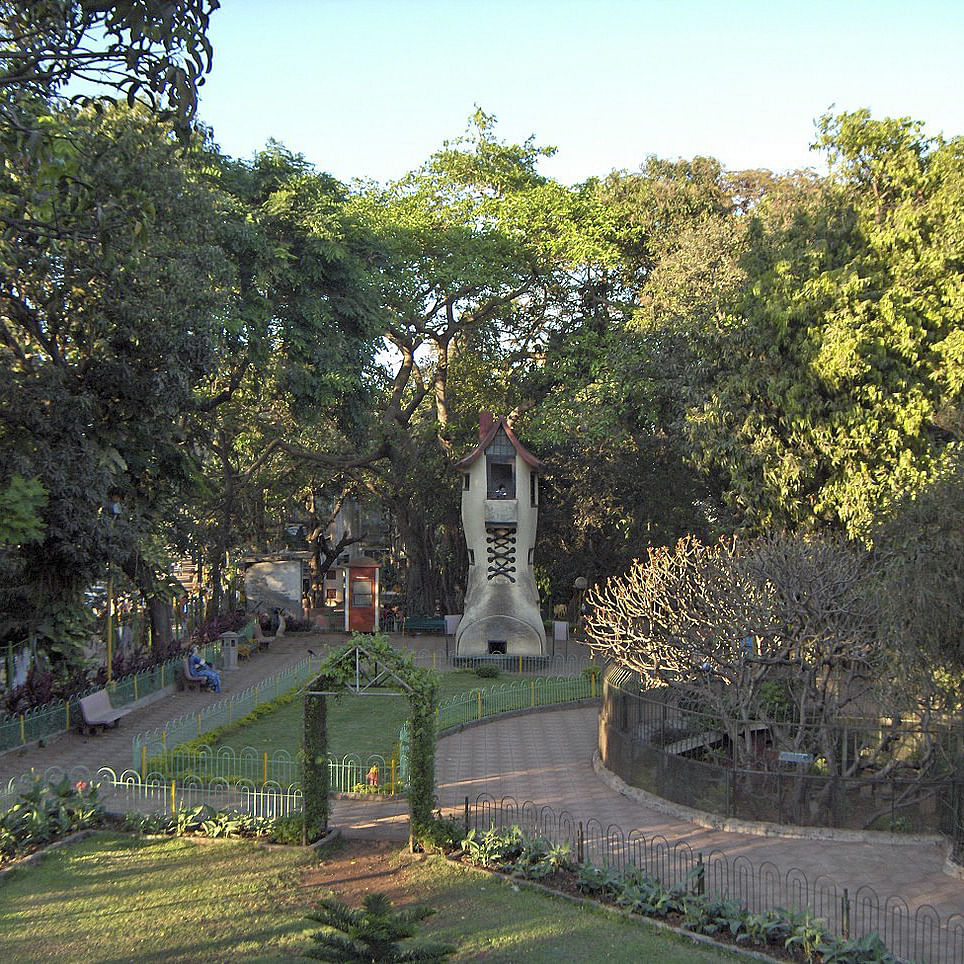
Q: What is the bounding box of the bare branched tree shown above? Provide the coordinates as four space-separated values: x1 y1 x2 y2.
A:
586 533 944 794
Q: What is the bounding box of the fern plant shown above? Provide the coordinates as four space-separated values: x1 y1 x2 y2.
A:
304 892 455 961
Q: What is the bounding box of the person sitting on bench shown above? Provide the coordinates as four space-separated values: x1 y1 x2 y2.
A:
188 645 221 693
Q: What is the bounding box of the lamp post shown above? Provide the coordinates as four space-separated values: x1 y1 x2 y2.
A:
105 494 122 684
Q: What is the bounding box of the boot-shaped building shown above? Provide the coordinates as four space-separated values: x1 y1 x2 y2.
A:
454 412 547 657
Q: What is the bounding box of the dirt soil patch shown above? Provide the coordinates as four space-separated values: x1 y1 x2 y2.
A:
301 837 416 905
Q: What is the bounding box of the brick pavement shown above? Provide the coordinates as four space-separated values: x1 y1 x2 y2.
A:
5 641 961 925
434 707 964 922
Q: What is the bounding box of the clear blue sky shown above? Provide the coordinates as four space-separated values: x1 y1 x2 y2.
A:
197 0 964 185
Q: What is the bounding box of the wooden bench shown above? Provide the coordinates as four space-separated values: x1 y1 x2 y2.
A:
181 657 206 692
78 689 132 735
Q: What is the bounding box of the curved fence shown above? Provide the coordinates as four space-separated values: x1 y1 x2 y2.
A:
600 672 963 835
131 655 319 769
0 641 222 756
0 764 302 820
466 793 964 964
435 673 597 732
136 674 597 793
410 650 592 676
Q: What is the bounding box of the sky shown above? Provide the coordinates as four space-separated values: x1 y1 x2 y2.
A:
196 0 964 186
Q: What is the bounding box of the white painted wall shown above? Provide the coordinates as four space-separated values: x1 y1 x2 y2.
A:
455 448 546 656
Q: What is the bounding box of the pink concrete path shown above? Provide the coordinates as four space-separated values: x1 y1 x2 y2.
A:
434 707 964 923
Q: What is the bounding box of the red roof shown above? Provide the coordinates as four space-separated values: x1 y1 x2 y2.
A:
454 414 544 472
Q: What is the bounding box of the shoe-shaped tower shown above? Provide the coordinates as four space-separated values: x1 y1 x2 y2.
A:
454 412 547 657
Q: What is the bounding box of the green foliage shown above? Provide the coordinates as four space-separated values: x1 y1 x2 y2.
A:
474 664 499 679
417 815 465 853
459 824 899 960
0 777 104 861
0 475 47 546
121 805 275 839
304 892 456 962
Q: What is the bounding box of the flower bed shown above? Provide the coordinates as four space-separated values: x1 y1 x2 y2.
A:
423 822 897 964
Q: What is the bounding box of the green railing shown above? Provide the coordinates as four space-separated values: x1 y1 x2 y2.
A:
138 744 402 795
435 673 597 732
131 655 319 770
0 641 221 755
139 672 597 793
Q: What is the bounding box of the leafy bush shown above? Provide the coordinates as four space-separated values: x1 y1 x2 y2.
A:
0 778 104 861
122 805 278 840
304 892 456 961
458 823 898 962
474 664 499 679
418 815 465 852
190 609 249 649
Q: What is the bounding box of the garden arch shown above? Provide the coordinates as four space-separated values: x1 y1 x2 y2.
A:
302 636 438 850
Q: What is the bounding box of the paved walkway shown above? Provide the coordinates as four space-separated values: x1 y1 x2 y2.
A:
3 642 962 927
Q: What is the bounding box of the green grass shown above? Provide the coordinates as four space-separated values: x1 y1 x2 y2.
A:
209 670 529 761
393 854 740 963
0 833 312 962
0 835 737 962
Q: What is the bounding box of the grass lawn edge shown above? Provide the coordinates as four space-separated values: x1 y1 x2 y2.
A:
440 853 780 963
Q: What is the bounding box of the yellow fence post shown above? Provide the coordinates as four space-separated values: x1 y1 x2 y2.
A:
531 680 535 707
65 703 70 732
171 779 176 815
477 690 482 720
141 745 146 779
20 713 25 744
263 752 268 784
197 713 201 738
391 758 396 794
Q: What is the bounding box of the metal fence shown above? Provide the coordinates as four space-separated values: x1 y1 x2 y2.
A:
0 764 303 820
601 672 964 834
435 674 597 732
0 641 222 756
134 745 403 795
131 655 320 769
410 649 592 676
466 793 964 964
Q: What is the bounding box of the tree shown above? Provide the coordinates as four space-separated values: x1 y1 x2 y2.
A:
304 892 455 962
1 0 219 132
673 112 964 536
584 533 950 783
0 104 234 654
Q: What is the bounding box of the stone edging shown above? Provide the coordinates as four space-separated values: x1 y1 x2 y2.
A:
0 829 98 881
593 750 945 847
437 696 601 739
442 854 781 962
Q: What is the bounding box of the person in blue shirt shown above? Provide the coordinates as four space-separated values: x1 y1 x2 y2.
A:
188 646 221 693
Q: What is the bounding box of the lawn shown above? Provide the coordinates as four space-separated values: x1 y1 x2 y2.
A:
403 856 741 963
209 669 531 761
0 834 738 963
0 833 313 962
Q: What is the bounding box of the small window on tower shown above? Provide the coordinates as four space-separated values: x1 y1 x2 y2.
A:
468 549 475 566
530 473 538 506
463 473 470 490
528 548 534 565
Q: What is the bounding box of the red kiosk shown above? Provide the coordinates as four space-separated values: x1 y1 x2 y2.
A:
343 555 381 633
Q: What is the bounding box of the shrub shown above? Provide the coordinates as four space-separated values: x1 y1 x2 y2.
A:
475 664 499 679
0 777 104 861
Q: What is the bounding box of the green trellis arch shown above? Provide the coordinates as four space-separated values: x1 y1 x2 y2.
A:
302 635 438 850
